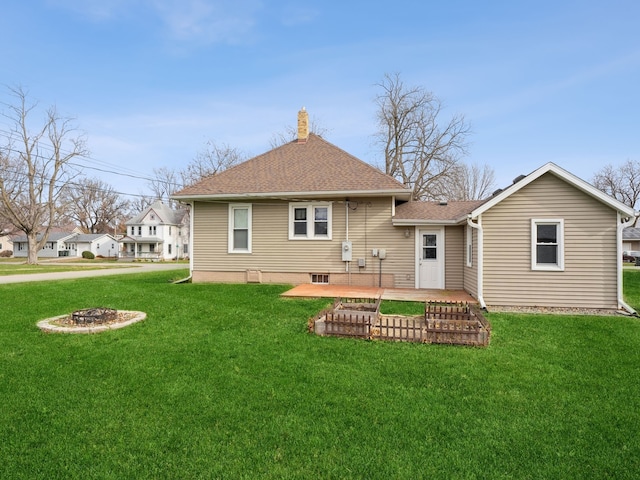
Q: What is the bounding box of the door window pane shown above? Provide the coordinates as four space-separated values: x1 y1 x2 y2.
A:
423 234 437 259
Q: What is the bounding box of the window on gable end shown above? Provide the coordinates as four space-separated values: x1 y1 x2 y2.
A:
531 219 564 271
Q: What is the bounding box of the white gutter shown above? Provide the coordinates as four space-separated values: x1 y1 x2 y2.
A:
467 216 487 309
618 213 638 314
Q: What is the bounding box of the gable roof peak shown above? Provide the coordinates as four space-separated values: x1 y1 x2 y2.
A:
471 162 636 218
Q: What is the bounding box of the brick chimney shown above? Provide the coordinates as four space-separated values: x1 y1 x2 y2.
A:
297 107 309 143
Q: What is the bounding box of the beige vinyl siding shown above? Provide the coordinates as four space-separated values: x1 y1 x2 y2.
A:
444 225 464 289
481 173 619 308
463 226 478 298
192 197 415 287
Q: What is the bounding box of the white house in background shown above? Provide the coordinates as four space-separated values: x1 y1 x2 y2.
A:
1 225 16 256
119 200 189 261
13 229 119 258
13 229 81 258
61 233 119 258
623 227 640 253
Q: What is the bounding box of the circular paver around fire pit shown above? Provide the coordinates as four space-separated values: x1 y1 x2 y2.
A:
37 310 146 334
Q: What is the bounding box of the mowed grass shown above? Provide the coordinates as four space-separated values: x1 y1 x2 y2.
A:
0 259 128 276
1 270 639 479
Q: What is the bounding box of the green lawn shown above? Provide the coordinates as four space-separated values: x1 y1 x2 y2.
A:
1 270 639 479
0 257 191 276
0 257 134 276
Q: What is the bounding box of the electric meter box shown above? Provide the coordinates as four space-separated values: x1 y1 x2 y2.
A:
341 241 353 262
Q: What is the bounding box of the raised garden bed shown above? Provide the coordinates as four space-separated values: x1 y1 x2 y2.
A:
312 299 490 347
315 297 381 338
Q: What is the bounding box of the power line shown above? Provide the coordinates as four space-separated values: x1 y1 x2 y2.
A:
0 128 188 196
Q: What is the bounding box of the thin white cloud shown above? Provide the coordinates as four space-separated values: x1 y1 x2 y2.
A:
150 0 262 45
279 4 319 27
464 48 640 122
47 0 264 45
45 0 133 20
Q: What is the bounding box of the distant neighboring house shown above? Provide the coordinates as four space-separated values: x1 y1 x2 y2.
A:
172 108 637 312
61 233 119 258
623 227 640 253
13 228 118 258
13 228 76 258
119 200 189 261
0 225 16 255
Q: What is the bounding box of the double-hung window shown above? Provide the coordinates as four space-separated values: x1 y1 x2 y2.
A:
229 204 252 253
531 219 564 271
289 203 332 240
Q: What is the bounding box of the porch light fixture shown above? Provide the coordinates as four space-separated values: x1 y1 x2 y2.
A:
404 228 411 238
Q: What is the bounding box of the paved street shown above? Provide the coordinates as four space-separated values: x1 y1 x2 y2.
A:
0 263 189 284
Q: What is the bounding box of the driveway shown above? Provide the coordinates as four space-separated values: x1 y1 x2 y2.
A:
0 263 189 284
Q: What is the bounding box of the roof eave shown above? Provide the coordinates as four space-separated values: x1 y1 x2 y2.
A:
392 218 461 226
172 189 412 202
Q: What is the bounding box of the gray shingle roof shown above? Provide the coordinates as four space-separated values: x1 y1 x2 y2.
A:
69 234 113 243
127 200 186 225
13 232 74 243
623 227 640 240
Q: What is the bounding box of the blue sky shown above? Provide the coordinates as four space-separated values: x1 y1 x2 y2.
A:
1 0 639 199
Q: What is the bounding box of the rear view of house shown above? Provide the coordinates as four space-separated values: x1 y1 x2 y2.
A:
173 109 637 312
173 108 413 287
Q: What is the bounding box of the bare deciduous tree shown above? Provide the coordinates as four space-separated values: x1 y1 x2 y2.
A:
431 162 496 201
181 141 245 187
0 86 88 264
593 160 640 223
375 73 471 200
148 166 180 208
128 194 155 216
60 177 130 234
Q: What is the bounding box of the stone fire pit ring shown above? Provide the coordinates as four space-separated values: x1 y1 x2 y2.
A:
37 309 146 334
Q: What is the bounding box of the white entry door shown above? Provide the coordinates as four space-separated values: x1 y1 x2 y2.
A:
418 229 444 289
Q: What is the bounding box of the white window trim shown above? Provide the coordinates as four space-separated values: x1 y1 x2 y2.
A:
228 203 252 253
466 225 473 267
288 202 332 240
531 218 564 271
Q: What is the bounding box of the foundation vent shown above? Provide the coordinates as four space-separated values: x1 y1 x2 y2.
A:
311 273 329 284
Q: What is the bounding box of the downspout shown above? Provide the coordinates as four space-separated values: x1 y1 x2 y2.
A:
617 213 638 314
188 201 194 278
174 201 194 284
345 201 349 273
467 216 487 309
